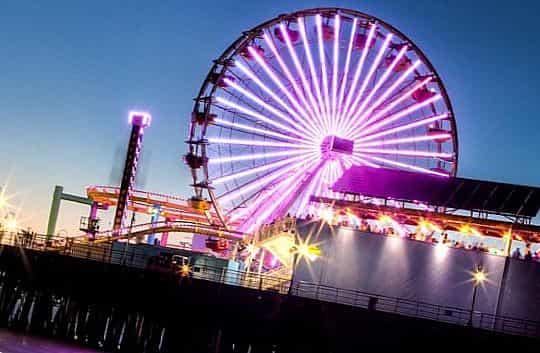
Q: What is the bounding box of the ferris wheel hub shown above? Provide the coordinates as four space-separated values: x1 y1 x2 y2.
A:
321 136 354 159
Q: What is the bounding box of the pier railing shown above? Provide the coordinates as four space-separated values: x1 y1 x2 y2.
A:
1 231 539 338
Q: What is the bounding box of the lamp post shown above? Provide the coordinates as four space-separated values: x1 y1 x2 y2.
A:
468 265 486 327
288 234 320 295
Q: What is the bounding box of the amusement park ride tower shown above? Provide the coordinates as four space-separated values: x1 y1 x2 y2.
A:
112 112 152 232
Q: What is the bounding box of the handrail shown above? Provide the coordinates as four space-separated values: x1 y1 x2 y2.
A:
1 232 539 338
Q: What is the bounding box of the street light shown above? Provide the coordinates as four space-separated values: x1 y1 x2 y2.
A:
288 236 320 295
468 265 486 327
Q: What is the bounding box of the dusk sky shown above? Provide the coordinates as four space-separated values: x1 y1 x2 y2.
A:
1 0 539 234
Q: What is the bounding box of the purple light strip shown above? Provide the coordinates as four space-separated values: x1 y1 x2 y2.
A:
207 137 314 149
219 154 319 203
346 59 422 137
358 133 452 147
342 45 409 133
224 78 315 140
356 153 449 177
352 76 434 136
231 158 318 224
356 94 443 139
316 15 332 129
279 23 323 127
212 153 317 184
342 33 393 128
250 160 320 230
357 113 449 143
337 17 358 124
209 149 307 165
262 32 319 124
214 117 303 142
246 48 322 136
215 97 305 139
355 147 454 158
341 24 376 123
295 163 326 216
297 17 327 132
331 14 341 129
234 61 320 138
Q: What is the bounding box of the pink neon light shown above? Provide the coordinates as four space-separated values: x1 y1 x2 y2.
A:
351 155 381 169
343 45 409 131
358 94 443 139
219 154 319 203
209 149 307 165
343 33 393 128
234 60 319 138
279 23 322 123
347 59 422 136
297 17 327 132
341 24 376 122
355 148 454 159
357 153 449 177
357 113 449 143
331 14 341 127
337 17 358 122
215 97 305 139
358 133 452 147
214 117 302 142
316 15 332 129
207 137 313 149
263 31 318 123
213 153 317 184
347 76 434 139
295 162 326 216
128 111 152 127
224 78 315 139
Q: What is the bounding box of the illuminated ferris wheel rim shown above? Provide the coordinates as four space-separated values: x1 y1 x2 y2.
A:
188 7 459 229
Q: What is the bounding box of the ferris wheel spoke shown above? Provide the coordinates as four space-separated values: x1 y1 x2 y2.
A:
315 14 332 128
211 153 316 184
218 154 319 203
340 24 376 123
357 113 449 143
229 157 318 224
223 78 318 139
213 117 304 143
234 60 319 137
207 137 314 149
278 23 325 131
355 153 449 176
244 160 320 232
346 60 422 136
244 47 321 137
331 14 341 129
357 133 452 148
214 97 309 141
350 76 434 138
354 94 443 140
355 147 453 159
295 161 327 216
262 32 320 128
342 45 410 133
209 149 307 165
337 17 358 126
342 32 393 129
297 17 327 132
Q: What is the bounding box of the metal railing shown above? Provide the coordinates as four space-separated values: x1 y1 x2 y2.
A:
291 281 540 337
1 231 539 338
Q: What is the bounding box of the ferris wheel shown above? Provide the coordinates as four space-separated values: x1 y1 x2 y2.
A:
187 7 458 232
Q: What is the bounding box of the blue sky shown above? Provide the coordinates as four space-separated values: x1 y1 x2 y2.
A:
1 0 539 233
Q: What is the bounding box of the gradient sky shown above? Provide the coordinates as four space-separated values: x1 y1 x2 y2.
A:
1 0 539 234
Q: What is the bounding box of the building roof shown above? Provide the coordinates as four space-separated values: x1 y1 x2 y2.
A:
332 166 540 218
